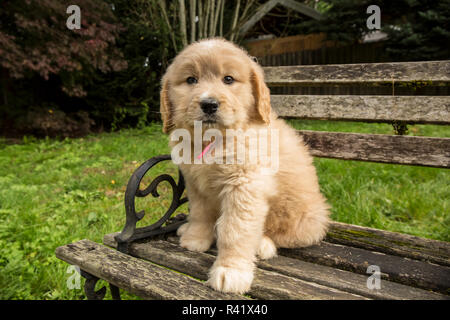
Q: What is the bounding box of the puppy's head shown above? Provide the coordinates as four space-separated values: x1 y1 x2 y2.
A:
160 38 271 133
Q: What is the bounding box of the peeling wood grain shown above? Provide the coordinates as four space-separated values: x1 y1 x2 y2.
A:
264 61 450 86
103 234 366 300
297 130 450 168
161 236 448 300
327 221 450 267
278 241 450 295
256 253 449 300
271 95 450 124
55 239 243 300
162 236 448 300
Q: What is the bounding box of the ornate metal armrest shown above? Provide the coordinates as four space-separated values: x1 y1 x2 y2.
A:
114 155 188 253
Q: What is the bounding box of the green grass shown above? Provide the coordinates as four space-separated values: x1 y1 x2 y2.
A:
0 121 448 299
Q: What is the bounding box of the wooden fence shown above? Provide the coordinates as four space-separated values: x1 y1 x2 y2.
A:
250 38 449 96
255 41 388 66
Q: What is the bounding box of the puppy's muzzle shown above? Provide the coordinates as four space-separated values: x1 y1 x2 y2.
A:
200 98 219 115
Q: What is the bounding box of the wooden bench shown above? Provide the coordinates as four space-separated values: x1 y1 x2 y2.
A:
56 60 450 300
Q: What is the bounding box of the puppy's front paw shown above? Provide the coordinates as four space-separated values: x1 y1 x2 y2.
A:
206 264 253 294
180 235 213 252
257 236 277 260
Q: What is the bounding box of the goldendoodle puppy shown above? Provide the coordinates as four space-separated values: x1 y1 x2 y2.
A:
160 38 330 294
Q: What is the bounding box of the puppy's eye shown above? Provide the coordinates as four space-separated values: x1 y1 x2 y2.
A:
186 77 198 85
223 76 234 85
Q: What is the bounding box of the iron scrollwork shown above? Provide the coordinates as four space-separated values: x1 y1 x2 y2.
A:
114 154 188 254
80 155 186 300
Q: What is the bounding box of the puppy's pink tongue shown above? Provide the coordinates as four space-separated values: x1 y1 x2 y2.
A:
197 141 215 159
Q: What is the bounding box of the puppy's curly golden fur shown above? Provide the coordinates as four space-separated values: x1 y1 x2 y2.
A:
160 38 330 294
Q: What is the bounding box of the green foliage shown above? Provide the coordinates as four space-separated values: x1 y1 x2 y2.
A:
0 0 177 136
0 0 127 96
384 0 450 61
0 0 127 136
292 0 450 61
292 0 375 43
0 123 174 299
84 0 177 130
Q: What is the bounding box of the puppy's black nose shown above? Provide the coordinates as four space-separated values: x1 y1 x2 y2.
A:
200 98 219 115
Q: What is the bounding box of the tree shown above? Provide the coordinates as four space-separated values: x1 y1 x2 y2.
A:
383 0 450 61
0 0 130 136
0 0 127 100
86 0 177 129
292 0 450 61
292 0 375 43
156 0 268 50
157 0 321 51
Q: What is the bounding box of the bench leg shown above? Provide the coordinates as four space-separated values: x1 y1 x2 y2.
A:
80 270 121 300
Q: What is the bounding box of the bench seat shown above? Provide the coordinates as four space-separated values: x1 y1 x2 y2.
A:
55 220 450 300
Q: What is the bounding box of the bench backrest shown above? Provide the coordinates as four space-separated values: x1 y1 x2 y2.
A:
263 61 450 168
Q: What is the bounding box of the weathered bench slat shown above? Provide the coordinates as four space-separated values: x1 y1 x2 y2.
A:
103 234 449 300
278 241 450 294
55 239 244 300
327 221 450 267
256 252 449 300
160 236 448 300
298 130 450 168
103 234 367 300
272 95 450 124
264 61 450 86
167 238 448 300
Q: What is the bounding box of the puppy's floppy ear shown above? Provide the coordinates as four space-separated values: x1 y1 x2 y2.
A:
160 77 173 133
251 66 271 124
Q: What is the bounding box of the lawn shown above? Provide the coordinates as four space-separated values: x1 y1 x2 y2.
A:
0 121 448 299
